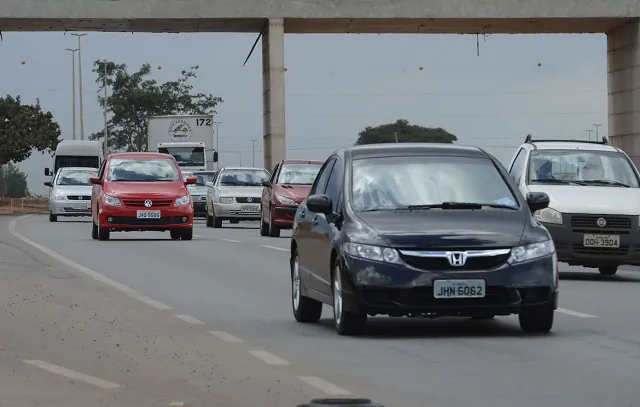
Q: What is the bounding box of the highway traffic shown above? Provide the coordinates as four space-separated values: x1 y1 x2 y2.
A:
3 214 640 407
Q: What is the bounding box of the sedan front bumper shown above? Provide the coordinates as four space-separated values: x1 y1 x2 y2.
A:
213 202 261 220
98 204 193 231
50 199 92 216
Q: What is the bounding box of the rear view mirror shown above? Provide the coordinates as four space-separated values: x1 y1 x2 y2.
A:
213 151 219 162
526 192 550 213
44 181 52 188
307 194 333 214
44 168 50 176
89 177 101 185
205 181 213 187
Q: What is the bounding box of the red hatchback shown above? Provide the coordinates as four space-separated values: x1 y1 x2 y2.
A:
90 152 197 241
260 159 325 237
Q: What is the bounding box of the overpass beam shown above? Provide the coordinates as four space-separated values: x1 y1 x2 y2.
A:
607 19 640 166
262 18 286 170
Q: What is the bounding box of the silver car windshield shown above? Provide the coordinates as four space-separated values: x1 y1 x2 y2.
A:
57 170 97 186
219 169 270 187
350 155 518 211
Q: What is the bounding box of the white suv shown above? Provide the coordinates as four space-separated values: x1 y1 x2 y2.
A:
506 135 640 276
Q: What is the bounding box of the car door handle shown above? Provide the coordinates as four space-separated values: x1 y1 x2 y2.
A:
312 216 318 226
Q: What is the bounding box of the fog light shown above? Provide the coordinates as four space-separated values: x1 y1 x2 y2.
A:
107 217 113 223
182 217 188 223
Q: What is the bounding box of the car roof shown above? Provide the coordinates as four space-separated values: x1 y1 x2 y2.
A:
527 141 619 152
337 143 490 160
108 152 175 159
220 167 268 171
57 166 98 172
281 159 325 164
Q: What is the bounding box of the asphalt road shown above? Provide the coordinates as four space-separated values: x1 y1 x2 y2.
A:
3 214 640 407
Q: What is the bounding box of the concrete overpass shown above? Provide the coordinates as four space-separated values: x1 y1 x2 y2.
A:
2 1 640 168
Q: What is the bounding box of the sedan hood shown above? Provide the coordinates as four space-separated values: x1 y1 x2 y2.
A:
527 184 640 215
275 184 312 203
355 210 526 249
103 181 187 198
55 185 93 196
216 185 264 197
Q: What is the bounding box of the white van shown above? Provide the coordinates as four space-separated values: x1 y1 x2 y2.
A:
506 135 640 276
45 140 104 177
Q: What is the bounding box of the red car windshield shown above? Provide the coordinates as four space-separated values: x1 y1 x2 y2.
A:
107 157 180 182
277 163 323 185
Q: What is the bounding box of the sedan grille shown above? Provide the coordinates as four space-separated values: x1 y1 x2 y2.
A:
67 195 91 201
399 249 511 271
236 197 261 204
122 199 173 207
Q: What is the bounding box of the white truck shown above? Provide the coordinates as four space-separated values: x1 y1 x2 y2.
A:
147 114 218 173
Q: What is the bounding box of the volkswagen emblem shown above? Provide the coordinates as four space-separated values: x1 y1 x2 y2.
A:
246 197 253 203
446 251 468 267
144 199 153 208
596 217 607 228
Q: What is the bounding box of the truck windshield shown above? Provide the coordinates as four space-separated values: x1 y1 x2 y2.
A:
158 147 205 167
54 156 99 173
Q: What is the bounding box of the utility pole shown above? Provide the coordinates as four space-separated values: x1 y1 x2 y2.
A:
251 139 257 167
71 33 87 140
65 48 79 140
593 123 602 140
214 121 222 170
586 129 593 141
102 60 108 157
239 152 243 166
394 132 398 143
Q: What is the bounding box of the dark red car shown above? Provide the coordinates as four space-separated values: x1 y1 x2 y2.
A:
90 152 197 241
260 159 325 237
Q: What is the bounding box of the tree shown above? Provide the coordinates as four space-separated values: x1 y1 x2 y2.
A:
89 61 223 152
0 95 61 165
0 163 28 198
355 119 457 145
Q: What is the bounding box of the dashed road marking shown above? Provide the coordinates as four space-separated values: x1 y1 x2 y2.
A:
557 307 597 318
194 234 205 238
174 314 206 324
9 216 173 310
169 402 186 407
298 376 352 396
261 245 288 252
209 330 243 343
24 360 120 389
248 350 291 366
222 238 243 243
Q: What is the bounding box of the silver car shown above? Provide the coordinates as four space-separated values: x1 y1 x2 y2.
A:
45 167 98 222
206 167 271 228
184 172 209 218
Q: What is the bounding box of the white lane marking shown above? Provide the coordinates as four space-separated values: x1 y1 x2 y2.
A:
174 314 206 325
261 245 288 252
9 216 172 310
194 234 204 238
557 307 597 318
248 350 291 366
222 238 243 243
298 376 352 396
209 330 243 343
24 360 120 389
169 402 186 407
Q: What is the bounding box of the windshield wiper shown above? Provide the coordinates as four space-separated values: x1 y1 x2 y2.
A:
404 202 517 210
530 178 586 186
580 179 631 187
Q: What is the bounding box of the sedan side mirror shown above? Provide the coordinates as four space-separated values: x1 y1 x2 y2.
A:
307 194 333 215
44 181 53 187
205 181 213 188
44 168 50 176
526 192 550 213
262 180 272 187
185 176 197 185
89 177 101 185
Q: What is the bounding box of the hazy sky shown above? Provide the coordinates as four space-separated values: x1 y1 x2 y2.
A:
0 31 607 195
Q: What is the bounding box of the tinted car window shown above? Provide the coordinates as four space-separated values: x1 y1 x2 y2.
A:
528 149 640 187
509 148 526 183
57 170 98 186
324 159 343 212
277 163 323 185
350 155 518 211
218 169 270 186
107 158 180 182
310 158 336 195
192 171 217 182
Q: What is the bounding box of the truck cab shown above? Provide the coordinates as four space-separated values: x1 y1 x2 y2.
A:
157 142 217 173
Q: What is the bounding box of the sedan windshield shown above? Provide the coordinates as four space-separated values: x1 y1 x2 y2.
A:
350 155 519 211
218 169 270 186
107 158 180 182
57 170 97 186
528 149 639 187
277 163 323 185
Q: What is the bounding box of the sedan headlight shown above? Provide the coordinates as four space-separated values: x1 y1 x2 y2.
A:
508 240 555 264
53 191 66 200
102 194 121 206
217 197 235 204
174 195 190 206
344 242 402 264
533 208 562 225
276 194 297 206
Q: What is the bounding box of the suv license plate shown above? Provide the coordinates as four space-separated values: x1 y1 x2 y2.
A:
583 234 620 248
137 210 161 219
434 279 486 299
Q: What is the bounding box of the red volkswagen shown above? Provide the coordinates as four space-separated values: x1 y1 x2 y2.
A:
90 152 197 241
260 159 325 237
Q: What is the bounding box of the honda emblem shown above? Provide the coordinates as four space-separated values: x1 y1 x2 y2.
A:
446 251 468 267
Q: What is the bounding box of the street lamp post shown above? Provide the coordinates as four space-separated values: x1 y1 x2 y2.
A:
593 123 602 140
586 129 593 141
251 139 257 167
65 48 79 140
214 121 222 170
71 33 87 140
102 60 108 157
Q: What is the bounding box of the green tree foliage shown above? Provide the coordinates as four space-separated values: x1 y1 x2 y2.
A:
0 95 61 165
0 163 28 198
355 119 457 145
89 61 223 152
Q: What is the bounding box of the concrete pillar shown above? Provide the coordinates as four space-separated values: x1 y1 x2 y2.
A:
607 19 640 166
262 18 286 171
